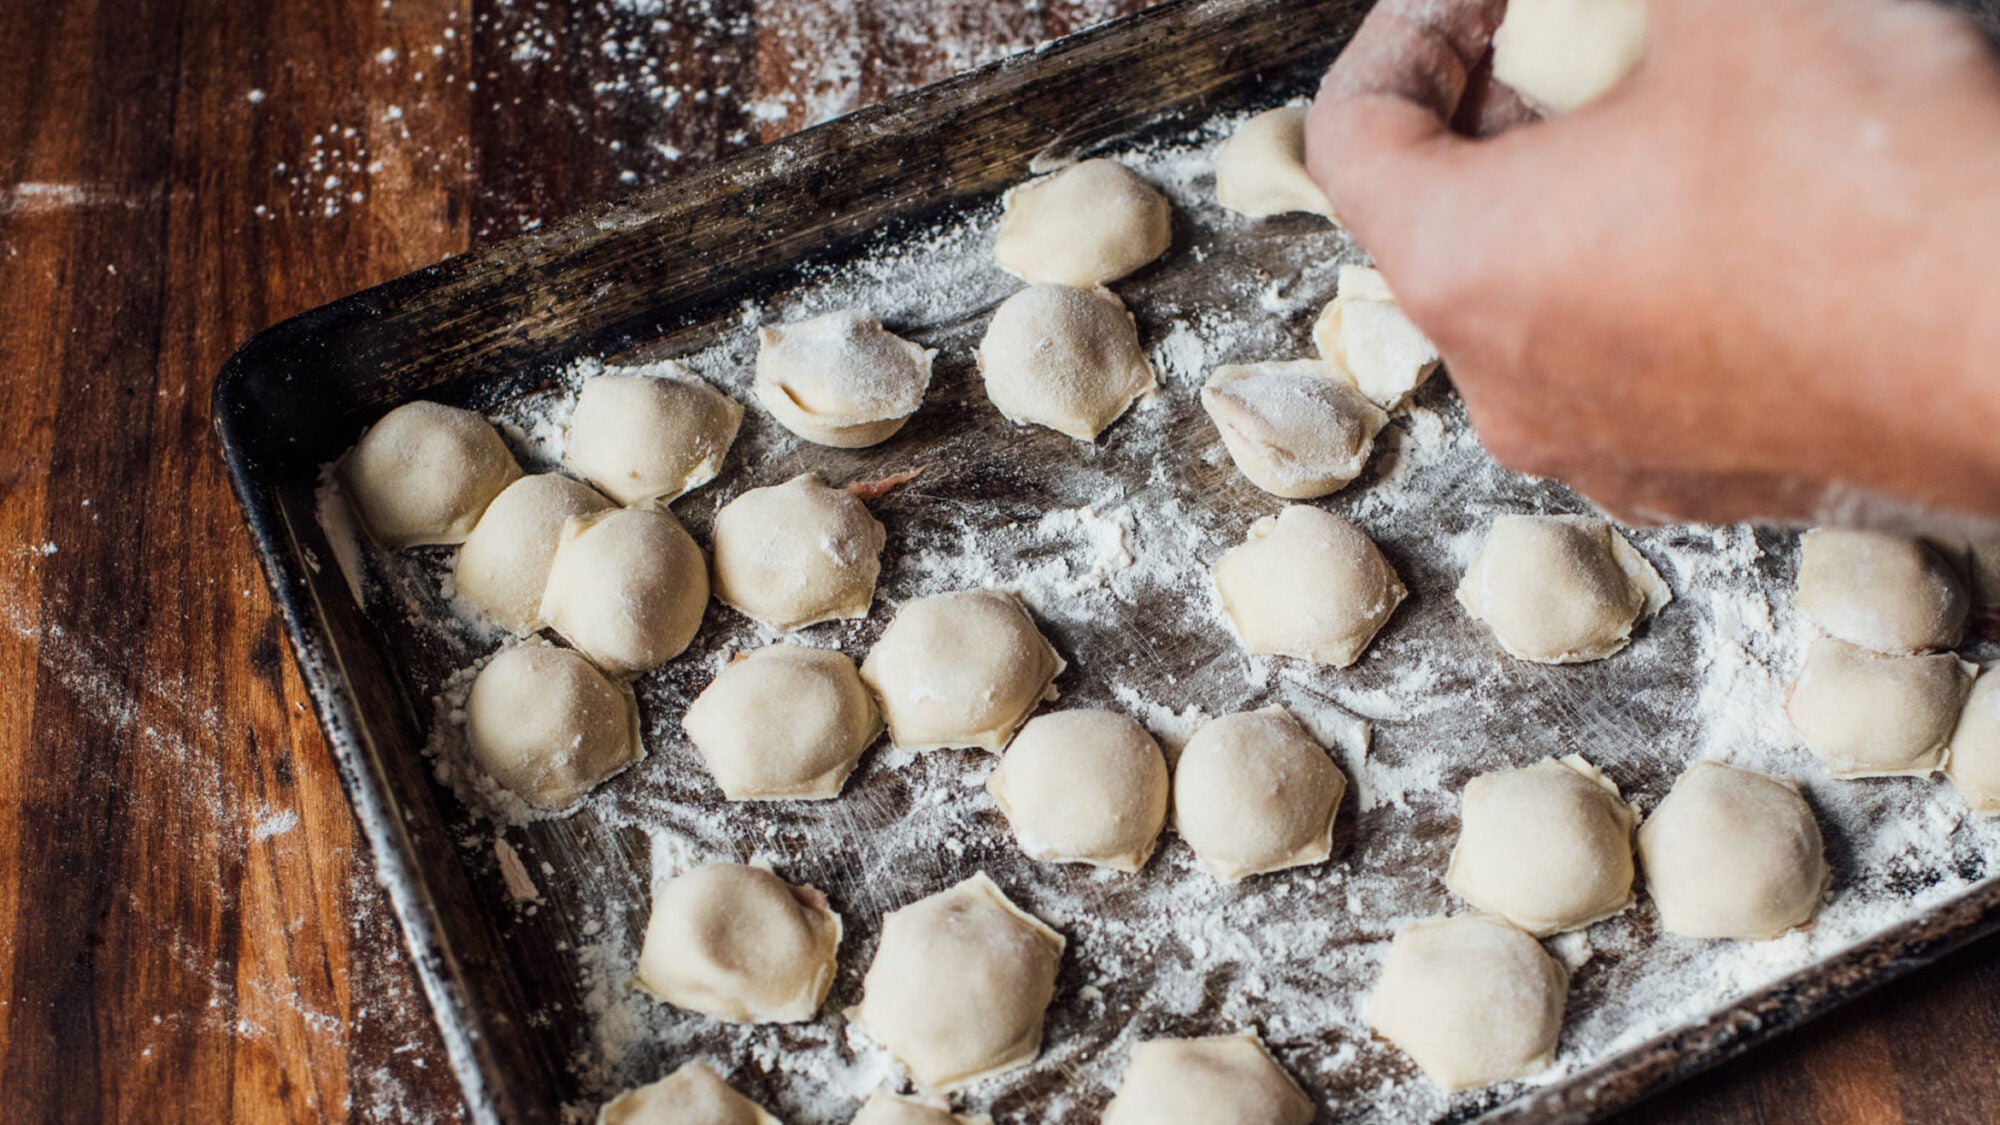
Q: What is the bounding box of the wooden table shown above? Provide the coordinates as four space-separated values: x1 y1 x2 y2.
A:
2 0 1996 1120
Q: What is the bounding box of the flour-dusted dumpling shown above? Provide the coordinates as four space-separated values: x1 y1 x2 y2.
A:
860 590 1064 752
977 283 1157 442
634 862 842 1025
1212 505 1405 668
1200 360 1388 499
850 1091 984 1125
598 1061 780 1125
540 508 709 674
1788 636 1971 778
755 310 936 448
465 642 642 809
1101 1033 1314 1125
854 872 1065 1090
683 645 882 801
1174 706 1345 881
1493 0 1647 115
711 473 886 630
1458 514 1670 664
1967 541 2000 612
1214 105 1336 221
1367 914 1567 1091
1637 761 1829 940
1793 528 1967 654
564 367 743 506
341 400 522 547
1445 755 1637 936
986 709 1169 872
1310 265 1440 409
1948 668 2000 813
993 158 1171 287
453 473 613 633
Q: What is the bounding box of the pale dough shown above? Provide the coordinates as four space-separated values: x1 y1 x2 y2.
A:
342 400 522 547
709 473 886 630
1492 0 1647 115
1948 667 2000 813
1310 265 1440 409
598 1061 780 1125
1100 1033 1314 1125
1212 505 1406 668
563 367 743 506
453 473 612 634
755 310 935 448
859 589 1064 752
977 283 1157 442
985 709 1169 873
993 158 1171 287
1787 636 1971 778
539 507 709 674
1174 706 1346 881
849 1091 985 1125
1445 755 1637 936
682 645 882 801
634 862 842 1025
1367 914 1567 1091
465 642 642 810
1793 527 1967 654
1214 105 1335 220
1200 360 1388 498
1966 540 2000 610
1637 761 1829 941
1457 514 1670 664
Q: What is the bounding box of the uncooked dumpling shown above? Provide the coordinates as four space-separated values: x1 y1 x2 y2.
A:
563 368 743 506
977 284 1157 442
1445 755 1637 936
682 645 882 801
849 1091 983 1125
854 872 1064 1090
465 642 642 809
1793 528 1966 654
1212 505 1405 668
539 508 709 674
1457 514 1670 664
1948 668 2000 813
986 709 1169 872
993 158 1171 287
1637 761 1828 940
453 473 613 633
634 862 842 1024
859 590 1064 752
1101 1033 1314 1125
755 310 935 448
1966 541 2000 611
342 400 522 547
1367 914 1567 1091
1174 706 1345 881
1787 636 1971 778
1310 265 1440 409
710 473 886 630
598 1061 779 1125
1200 360 1388 498
1492 0 1647 115
1214 105 1335 221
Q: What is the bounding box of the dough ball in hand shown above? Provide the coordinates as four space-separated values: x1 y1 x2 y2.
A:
634 862 842 1024
465 642 642 810
986 709 1169 873
682 645 882 801
1793 527 1967 654
755 310 935 448
1213 505 1405 668
598 1061 779 1125
539 508 709 674
849 1091 982 1125
860 589 1064 752
978 283 1157 442
1201 360 1388 499
1948 670 2000 813
993 157 1171 287
1445 755 1637 936
1492 0 1647 116
1457 514 1670 664
1311 265 1440 410
563 367 742 506
710 473 886 631
1367 914 1568 1091
1637 761 1829 941
1101 1033 1314 1125
1787 636 1971 778
452 473 612 634
1214 105 1335 221
1173 706 1345 881
341 400 522 547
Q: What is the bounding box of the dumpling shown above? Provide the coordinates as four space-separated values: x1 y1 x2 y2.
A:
755 310 935 448
539 508 709 674
465 642 642 810
1101 1033 1314 1125
1214 105 1335 221
709 474 886 631
453 473 612 633
1492 0 1647 115
1457 514 1670 664
1637 761 1828 940
634 862 842 1024
859 590 1064 752
1787 636 1971 778
1310 265 1440 409
682 645 882 801
853 872 1064 1090
977 284 1157 442
849 1091 982 1125
1200 360 1388 498
563 368 743 506
341 400 522 547
1948 668 2000 813
992 158 1171 287
598 1061 779 1125
1212 505 1405 668
1966 541 2000 613
1173 706 1345 881
1367 914 1567 1091
1445 755 1637 936
985 709 1170 872
1793 528 1966 654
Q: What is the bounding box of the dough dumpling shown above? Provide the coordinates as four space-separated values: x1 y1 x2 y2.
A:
1367 914 1567 1091
1174 706 1345 881
465 642 642 809
635 862 842 1024
563 368 743 506
860 590 1064 752
598 1061 779 1125
1200 360 1388 499
993 158 1171 287
1637 761 1828 940
1793 528 1966 654
1310 265 1440 409
1212 505 1405 668
539 508 709 674
977 283 1157 442
342 400 522 547
1948 668 2000 813
710 473 886 630
755 310 935 448
1493 0 1647 115
682 645 882 801
1966 541 2000 612
1101 1033 1313 1125
986 709 1169 872
1214 105 1335 221
1445 755 1637 936
1457 514 1670 664
1787 636 1971 778
854 872 1064 1091
453 473 613 633
849 1092 983 1125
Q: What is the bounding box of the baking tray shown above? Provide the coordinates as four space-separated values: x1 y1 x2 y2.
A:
213 1 2000 1122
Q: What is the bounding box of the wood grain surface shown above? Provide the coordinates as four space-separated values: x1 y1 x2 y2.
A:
1 1 1996 1122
